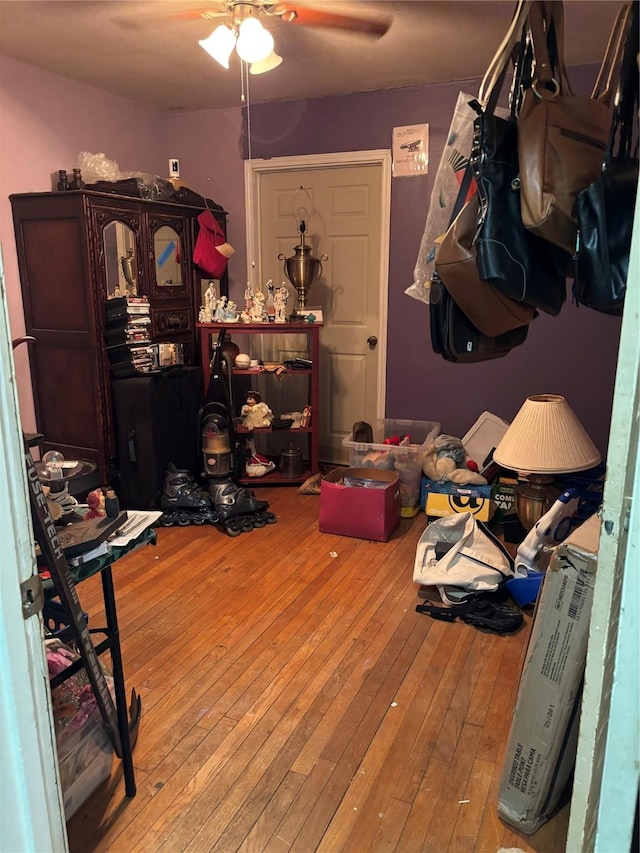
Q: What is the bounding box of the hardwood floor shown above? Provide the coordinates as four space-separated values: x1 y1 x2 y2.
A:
65 486 569 853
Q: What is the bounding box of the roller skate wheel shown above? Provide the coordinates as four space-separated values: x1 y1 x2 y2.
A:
225 519 244 537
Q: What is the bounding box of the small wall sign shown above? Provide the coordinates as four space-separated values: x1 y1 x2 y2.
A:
392 124 429 177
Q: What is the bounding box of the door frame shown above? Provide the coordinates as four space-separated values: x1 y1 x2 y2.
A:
0 248 68 852
244 149 392 423
565 184 640 853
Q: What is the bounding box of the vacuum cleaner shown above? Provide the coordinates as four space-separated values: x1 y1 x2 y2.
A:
158 329 276 535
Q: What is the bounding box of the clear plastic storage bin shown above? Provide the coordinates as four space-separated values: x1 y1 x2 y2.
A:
342 419 440 516
57 709 113 820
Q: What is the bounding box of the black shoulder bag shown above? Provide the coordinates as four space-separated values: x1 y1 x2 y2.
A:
573 1 638 316
429 163 529 363
469 0 571 316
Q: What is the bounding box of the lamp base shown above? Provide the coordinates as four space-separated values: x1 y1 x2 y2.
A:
515 474 561 530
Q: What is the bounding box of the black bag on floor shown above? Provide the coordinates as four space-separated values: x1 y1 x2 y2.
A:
416 598 524 634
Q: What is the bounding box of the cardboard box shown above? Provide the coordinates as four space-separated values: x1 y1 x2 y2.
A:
420 478 495 522
319 468 400 541
491 478 518 522
497 513 600 835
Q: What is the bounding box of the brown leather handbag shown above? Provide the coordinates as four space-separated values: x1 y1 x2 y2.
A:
435 194 536 337
518 1 631 255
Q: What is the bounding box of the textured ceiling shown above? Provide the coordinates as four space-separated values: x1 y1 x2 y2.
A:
0 1 621 112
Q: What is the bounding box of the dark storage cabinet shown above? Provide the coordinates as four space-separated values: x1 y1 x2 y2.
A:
112 366 204 509
10 186 227 482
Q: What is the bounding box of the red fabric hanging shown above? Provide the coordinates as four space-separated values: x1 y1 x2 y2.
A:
193 209 229 278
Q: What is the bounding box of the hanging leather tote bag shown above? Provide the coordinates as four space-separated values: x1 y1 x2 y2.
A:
430 166 530 363
468 0 571 315
518 1 630 255
429 270 530 363
435 194 537 336
573 2 638 316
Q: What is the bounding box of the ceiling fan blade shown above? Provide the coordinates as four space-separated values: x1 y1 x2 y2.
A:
286 6 391 38
114 4 229 29
198 8 235 21
175 6 230 22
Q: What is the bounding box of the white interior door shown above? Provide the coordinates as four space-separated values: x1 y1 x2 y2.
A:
0 247 68 853
247 152 391 464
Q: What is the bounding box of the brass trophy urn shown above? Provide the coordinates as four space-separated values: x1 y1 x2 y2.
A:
279 187 327 318
120 248 137 294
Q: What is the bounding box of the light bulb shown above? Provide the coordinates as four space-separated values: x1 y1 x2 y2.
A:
236 18 274 63
292 186 312 230
43 449 65 474
250 51 283 75
199 25 236 69
42 450 65 490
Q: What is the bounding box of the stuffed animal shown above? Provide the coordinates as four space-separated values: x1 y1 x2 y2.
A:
422 434 487 486
84 488 106 519
362 434 411 470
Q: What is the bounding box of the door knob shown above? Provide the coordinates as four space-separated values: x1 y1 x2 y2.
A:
367 336 378 349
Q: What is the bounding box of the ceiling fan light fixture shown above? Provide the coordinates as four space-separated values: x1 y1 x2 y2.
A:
236 17 274 63
249 50 283 75
199 24 236 69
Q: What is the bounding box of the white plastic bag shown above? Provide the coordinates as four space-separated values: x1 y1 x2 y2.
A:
406 92 509 305
405 91 477 305
413 512 514 603
77 151 120 184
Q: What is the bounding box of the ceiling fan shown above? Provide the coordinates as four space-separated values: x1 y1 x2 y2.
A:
194 2 392 35
187 2 392 74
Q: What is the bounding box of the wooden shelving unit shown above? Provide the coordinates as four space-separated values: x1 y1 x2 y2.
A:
197 322 322 484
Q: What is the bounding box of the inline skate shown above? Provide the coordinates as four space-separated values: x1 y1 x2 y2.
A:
208 478 277 536
157 463 218 527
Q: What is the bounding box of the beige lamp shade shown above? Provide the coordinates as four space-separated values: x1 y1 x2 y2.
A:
493 394 601 474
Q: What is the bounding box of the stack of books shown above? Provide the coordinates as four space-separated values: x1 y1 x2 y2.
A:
104 296 156 378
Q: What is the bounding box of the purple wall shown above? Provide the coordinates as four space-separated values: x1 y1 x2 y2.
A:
167 108 247 294
232 70 621 458
1 54 621 458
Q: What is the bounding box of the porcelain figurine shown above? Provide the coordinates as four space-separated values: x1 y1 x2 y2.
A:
214 295 228 322
223 300 239 322
249 290 266 323
204 281 217 320
275 286 289 323
244 281 254 314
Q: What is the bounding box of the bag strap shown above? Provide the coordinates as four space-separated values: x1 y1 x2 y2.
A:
527 1 573 97
479 0 533 110
591 3 633 106
530 1 632 105
607 1 639 162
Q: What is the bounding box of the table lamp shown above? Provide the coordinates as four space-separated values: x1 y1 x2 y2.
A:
493 394 601 529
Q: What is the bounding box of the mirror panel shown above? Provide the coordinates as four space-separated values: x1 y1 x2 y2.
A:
154 226 182 287
103 221 137 298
